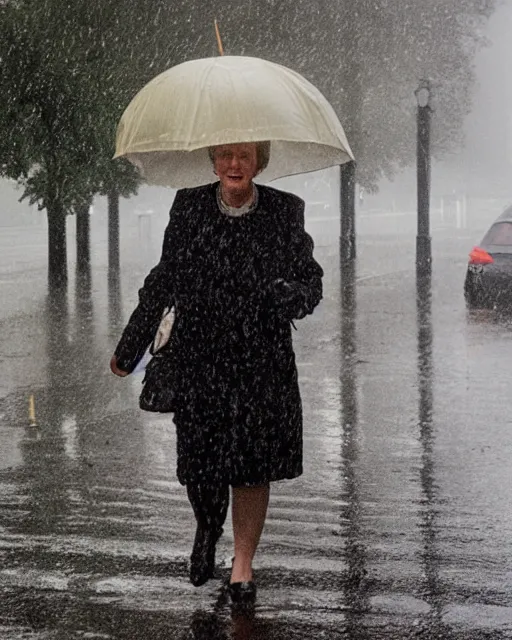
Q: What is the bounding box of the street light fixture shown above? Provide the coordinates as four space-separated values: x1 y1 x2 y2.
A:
415 79 432 276
415 84 431 108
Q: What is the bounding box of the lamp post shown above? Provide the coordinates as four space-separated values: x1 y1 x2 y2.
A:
340 160 356 262
415 80 432 276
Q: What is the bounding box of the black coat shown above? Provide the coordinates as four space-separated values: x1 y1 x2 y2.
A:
114 182 323 487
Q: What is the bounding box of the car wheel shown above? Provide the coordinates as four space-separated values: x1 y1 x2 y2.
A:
464 273 486 309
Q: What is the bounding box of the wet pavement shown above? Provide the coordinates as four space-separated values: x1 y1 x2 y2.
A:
2 203 512 638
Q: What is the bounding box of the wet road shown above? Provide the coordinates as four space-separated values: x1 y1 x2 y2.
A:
2 205 512 638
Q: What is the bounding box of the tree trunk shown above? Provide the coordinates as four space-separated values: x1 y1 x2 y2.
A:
75 199 92 320
108 267 123 330
76 199 91 276
47 204 67 290
108 187 120 275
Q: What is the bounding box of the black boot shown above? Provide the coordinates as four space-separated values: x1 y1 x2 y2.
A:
228 580 257 605
190 523 224 587
187 484 229 587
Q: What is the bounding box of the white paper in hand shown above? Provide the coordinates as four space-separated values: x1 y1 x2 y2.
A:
133 349 152 375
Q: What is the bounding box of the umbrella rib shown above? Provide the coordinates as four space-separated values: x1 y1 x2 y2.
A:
184 61 218 152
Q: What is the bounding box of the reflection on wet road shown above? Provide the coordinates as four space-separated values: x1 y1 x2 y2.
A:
2 226 512 638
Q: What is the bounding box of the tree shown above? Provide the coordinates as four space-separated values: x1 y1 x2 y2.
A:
0 0 140 288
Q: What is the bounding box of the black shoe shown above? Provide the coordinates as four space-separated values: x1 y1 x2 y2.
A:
228 581 257 605
190 525 223 587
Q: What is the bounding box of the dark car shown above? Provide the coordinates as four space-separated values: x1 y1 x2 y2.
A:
465 206 512 308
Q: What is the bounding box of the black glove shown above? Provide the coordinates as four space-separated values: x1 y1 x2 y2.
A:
269 278 307 321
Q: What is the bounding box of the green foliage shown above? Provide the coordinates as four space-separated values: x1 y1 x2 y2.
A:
0 0 140 216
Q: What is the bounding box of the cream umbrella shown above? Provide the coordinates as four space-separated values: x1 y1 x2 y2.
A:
114 55 354 188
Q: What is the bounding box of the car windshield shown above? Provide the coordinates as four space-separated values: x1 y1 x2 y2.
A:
482 222 512 246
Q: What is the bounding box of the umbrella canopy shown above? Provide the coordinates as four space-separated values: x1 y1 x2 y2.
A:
114 56 354 188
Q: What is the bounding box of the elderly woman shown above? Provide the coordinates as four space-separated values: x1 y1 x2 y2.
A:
110 141 323 604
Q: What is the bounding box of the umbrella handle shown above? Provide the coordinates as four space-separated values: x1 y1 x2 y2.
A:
214 19 224 56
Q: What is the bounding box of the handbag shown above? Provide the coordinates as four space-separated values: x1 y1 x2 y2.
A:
139 305 177 413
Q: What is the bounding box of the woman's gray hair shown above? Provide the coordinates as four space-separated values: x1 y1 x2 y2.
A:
208 141 271 173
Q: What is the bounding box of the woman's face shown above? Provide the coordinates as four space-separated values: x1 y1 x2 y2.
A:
213 143 259 197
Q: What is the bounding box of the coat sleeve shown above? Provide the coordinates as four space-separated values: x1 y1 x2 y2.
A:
113 190 186 373
286 196 324 319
